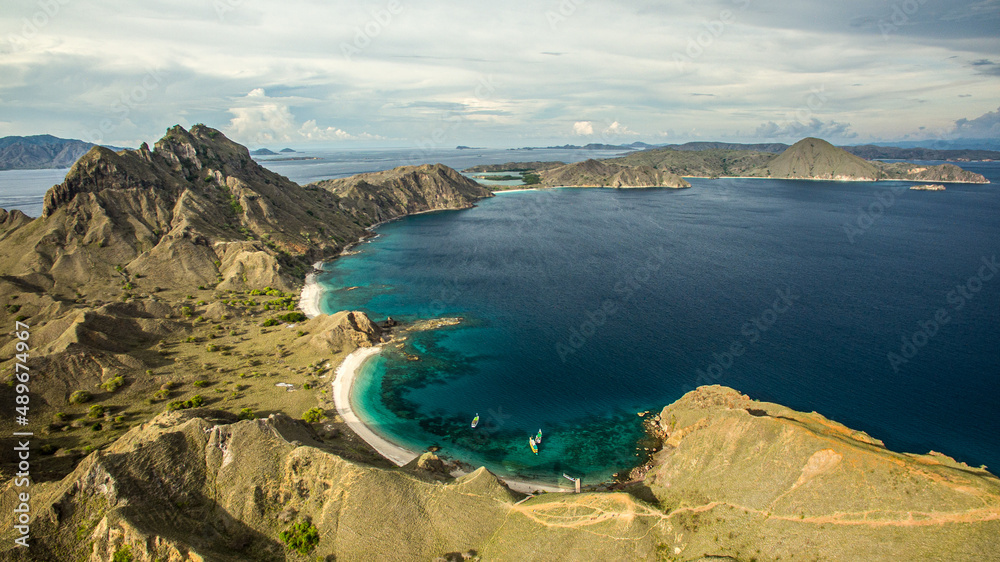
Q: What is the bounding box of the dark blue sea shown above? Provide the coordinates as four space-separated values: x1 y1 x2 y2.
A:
317 166 1000 486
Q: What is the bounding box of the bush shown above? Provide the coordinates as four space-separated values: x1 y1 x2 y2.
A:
262 318 279 327
278 312 307 323
101 376 125 392
206 344 219 352
88 405 106 418
302 408 326 423
167 394 205 411
112 545 134 562
238 407 256 420
69 390 92 404
279 520 320 555
193 380 210 388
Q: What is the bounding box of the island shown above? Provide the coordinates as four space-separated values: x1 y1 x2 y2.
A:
471 138 990 187
1 125 996 561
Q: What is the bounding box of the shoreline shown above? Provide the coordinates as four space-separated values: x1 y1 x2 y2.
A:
331 346 570 494
299 270 323 319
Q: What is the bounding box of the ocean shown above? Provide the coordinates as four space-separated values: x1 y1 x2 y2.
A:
315 166 1000 486
3 151 997 488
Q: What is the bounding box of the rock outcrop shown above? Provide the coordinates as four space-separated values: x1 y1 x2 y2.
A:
310 163 493 225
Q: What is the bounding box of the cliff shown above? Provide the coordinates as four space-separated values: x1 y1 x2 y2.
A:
0 126 491 489
3 386 996 561
310 163 492 225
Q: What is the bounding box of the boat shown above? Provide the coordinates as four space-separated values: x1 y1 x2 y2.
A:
529 436 538 454
535 429 543 444
471 413 479 428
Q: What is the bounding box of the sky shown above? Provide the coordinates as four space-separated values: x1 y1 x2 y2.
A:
0 0 998 149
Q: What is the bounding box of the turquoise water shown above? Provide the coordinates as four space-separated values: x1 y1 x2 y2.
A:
319 167 1000 486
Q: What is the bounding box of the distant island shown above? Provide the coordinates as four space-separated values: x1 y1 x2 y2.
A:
279 147 296 153
510 141 654 151
250 148 278 156
467 138 990 186
0 135 98 170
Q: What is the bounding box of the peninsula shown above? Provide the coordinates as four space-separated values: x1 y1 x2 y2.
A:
1 125 996 561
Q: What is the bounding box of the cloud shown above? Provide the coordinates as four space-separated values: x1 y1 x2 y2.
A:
572 121 594 136
299 120 383 141
753 118 857 140
603 121 640 137
226 89 381 145
951 106 1000 137
969 59 1000 76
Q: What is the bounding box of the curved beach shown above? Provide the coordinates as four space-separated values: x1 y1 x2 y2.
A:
332 345 568 494
299 271 324 318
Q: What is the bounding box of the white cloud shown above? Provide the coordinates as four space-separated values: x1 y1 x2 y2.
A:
572 121 594 135
951 106 1000 138
225 89 381 145
603 121 640 137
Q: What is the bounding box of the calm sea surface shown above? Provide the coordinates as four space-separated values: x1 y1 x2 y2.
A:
317 165 1000 485
2 153 997 487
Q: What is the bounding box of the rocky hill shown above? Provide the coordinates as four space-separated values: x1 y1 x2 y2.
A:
0 125 491 488
309 164 492 225
0 135 96 170
752 137 884 180
2 386 996 561
538 159 691 188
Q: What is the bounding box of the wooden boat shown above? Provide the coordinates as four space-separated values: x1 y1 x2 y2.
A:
529 436 538 454
535 429 543 444
471 413 480 428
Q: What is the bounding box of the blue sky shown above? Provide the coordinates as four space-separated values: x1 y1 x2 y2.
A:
1 0 998 148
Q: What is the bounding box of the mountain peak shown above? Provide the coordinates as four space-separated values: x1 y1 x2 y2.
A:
765 137 883 180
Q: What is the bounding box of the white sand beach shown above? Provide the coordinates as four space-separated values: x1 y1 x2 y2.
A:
332 346 572 494
299 272 323 318
332 346 420 466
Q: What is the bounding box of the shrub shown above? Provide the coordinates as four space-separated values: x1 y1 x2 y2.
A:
112 545 134 562
101 376 125 392
279 520 320 555
238 407 256 420
53 412 69 422
302 408 326 423
206 344 219 352
193 380 210 388
69 390 92 404
262 318 279 327
88 405 106 418
181 306 193 317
